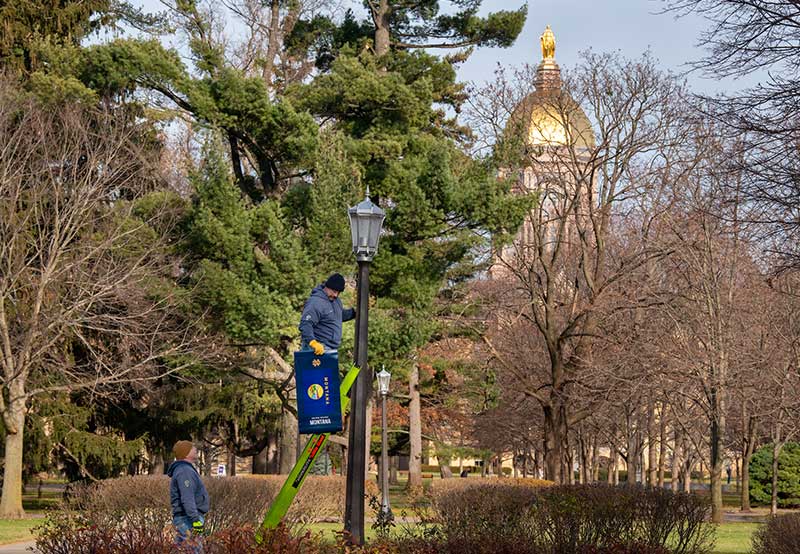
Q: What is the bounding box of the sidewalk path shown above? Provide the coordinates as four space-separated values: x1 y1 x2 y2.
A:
0 542 35 554
723 511 769 523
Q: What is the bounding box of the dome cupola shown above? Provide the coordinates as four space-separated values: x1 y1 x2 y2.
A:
505 26 594 150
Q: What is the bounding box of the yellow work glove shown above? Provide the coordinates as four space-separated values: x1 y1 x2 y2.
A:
309 340 325 356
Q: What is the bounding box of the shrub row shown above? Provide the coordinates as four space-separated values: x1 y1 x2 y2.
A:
53 474 352 535
751 512 800 554
36 475 365 554
427 476 554 498
428 483 713 554
37 478 714 554
35 521 674 554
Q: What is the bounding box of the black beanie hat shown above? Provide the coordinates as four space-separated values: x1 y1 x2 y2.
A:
324 273 345 292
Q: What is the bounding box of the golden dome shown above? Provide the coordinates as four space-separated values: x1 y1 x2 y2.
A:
505 26 595 150
508 94 595 149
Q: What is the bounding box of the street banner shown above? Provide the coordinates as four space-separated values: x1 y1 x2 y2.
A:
257 363 359 538
294 350 343 434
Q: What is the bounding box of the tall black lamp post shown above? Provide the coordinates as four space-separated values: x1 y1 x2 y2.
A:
344 191 385 545
376 366 393 520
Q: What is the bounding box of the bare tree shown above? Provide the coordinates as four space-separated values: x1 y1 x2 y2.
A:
472 51 690 483
655 128 771 521
217 0 332 87
724 275 786 511
665 0 800 269
758 272 800 514
0 87 199 517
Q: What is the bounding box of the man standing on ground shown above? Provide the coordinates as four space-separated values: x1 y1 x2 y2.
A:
299 273 355 354
168 441 209 548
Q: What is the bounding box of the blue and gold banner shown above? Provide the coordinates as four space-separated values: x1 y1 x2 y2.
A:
294 350 343 434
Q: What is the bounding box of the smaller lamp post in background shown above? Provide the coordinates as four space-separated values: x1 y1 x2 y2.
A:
376 365 393 520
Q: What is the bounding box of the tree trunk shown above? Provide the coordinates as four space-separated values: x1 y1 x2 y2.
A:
439 458 453 479
267 432 280 473
534 448 543 479
607 443 615 484
389 455 398 485
683 458 692 493
262 0 280 85
771 439 783 516
522 445 529 478
647 396 658 486
671 427 682 492
710 412 725 523
657 408 667 489
709 350 728 523
279 406 298 474
200 444 213 476
252 443 269 474
407 363 422 490
591 438 600 482
627 457 637 485
543 404 565 483
149 449 165 475
625 410 641 485
741 415 757 512
566 446 575 485
0 401 26 518
227 451 237 476
372 0 391 57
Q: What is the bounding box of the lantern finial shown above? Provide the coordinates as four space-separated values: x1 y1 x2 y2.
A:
348 193 386 262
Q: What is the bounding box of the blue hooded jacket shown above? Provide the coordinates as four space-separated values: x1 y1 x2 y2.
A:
167 460 209 522
298 284 355 350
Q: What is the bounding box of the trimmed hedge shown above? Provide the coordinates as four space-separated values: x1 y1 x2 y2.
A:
35 474 369 553
36 477 714 554
428 483 713 554
751 513 800 554
427 476 554 499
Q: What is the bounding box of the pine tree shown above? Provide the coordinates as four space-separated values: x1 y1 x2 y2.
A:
291 0 527 59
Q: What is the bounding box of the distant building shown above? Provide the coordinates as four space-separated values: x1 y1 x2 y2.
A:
491 25 596 277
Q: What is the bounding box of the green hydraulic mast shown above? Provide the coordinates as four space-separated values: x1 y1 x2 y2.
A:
257 363 360 539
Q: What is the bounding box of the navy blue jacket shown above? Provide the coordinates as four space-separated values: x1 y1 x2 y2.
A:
298 285 355 350
167 460 209 522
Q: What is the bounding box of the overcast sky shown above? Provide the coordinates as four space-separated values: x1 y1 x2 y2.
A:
131 0 757 95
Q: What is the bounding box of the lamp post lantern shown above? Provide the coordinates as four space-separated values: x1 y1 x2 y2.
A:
344 191 385 545
376 366 393 521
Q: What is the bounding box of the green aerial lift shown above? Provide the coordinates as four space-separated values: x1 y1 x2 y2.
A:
256 363 360 540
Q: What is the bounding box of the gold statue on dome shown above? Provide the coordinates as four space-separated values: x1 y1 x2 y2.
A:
540 25 555 60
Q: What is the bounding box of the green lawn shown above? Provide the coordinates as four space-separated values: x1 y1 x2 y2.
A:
309 521 760 553
712 523 758 554
0 484 62 545
0 517 762 551
0 519 39 545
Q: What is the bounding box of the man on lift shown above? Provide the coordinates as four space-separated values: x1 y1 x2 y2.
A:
299 273 355 354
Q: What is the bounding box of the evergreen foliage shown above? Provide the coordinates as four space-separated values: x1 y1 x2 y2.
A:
184 143 312 346
292 49 527 369
28 33 318 201
291 0 527 63
749 442 800 507
0 0 527 493
0 0 111 73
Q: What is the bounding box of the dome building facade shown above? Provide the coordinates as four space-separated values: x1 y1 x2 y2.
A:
492 26 596 276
